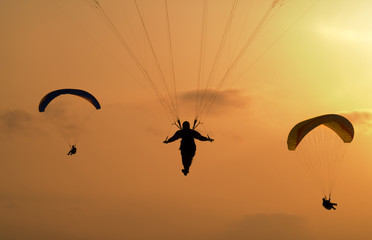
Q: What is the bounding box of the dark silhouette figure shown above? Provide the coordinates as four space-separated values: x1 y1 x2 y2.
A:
67 145 77 155
322 196 337 210
163 121 214 176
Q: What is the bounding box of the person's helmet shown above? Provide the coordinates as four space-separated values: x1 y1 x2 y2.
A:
182 121 190 129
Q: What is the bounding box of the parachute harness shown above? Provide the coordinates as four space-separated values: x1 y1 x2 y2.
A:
164 119 182 142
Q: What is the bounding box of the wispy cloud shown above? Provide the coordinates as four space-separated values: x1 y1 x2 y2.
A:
0 109 41 138
179 89 249 116
319 25 372 44
341 110 372 134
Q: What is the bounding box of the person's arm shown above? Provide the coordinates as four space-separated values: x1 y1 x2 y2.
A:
164 130 181 143
194 130 214 142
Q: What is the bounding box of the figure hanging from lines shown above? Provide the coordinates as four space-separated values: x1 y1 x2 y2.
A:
164 121 214 176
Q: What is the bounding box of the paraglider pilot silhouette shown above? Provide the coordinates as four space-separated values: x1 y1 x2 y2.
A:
163 121 214 176
67 145 77 155
322 195 337 210
287 114 354 211
39 88 101 157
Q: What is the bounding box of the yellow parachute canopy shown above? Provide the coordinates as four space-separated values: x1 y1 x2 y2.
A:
287 114 354 151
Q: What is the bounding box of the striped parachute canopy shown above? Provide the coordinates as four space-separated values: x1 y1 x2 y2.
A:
287 114 354 151
39 89 101 112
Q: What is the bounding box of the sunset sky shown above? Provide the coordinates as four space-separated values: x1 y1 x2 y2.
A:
1 0 372 239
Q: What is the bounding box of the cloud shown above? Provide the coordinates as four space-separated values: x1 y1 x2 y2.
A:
179 89 249 116
341 110 372 133
3 202 19 209
319 25 372 44
214 213 313 240
0 109 41 138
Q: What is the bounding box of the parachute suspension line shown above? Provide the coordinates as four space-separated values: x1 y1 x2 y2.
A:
72 108 95 146
228 0 254 63
222 0 283 78
229 0 319 88
53 0 145 88
197 2 279 122
295 126 347 196
196 0 239 119
195 0 208 122
324 127 347 195
164 122 173 141
130 0 150 72
193 119 198 129
118 0 146 66
226 0 250 65
272 0 286 7
43 108 71 146
195 120 211 139
201 0 238 102
108 1 170 122
219 2 277 80
133 0 179 121
192 118 202 130
164 0 180 120
88 0 177 122
201 121 211 139
164 120 182 141
58 0 163 100
176 119 182 129
260 0 282 29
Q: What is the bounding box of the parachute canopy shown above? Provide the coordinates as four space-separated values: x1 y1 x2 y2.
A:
287 114 354 151
39 89 101 112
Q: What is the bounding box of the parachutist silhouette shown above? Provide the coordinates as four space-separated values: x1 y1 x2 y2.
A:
163 121 214 176
67 145 77 155
322 195 337 210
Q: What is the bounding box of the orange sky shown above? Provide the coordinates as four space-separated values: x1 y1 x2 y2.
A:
1 0 372 239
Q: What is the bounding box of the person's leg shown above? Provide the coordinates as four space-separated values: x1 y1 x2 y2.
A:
181 155 190 175
181 152 195 175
